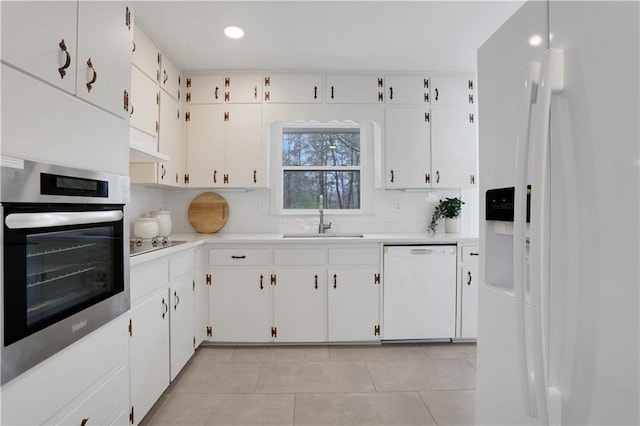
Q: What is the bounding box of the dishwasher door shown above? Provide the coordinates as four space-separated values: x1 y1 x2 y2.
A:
383 245 457 340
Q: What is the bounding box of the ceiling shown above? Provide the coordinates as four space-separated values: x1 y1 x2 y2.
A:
132 1 524 73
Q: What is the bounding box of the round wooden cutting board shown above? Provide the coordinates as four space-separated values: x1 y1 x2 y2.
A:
187 192 229 233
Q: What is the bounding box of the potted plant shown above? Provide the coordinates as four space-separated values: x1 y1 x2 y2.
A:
428 197 465 234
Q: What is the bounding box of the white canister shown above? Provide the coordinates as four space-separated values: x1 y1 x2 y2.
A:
133 218 159 239
150 210 172 237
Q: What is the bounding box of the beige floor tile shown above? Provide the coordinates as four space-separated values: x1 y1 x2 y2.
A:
170 362 262 394
420 390 476 426
256 362 375 393
367 359 476 392
294 392 436 426
421 342 477 360
139 394 171 426
329 344 429 362
230 345 330 363
148 393 295 426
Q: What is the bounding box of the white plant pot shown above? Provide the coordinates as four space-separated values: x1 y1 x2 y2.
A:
445 217 461 234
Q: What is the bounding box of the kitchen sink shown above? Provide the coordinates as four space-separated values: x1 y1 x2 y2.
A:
282 233 364 238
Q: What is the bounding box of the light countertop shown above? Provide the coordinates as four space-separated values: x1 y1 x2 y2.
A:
129 232 479 266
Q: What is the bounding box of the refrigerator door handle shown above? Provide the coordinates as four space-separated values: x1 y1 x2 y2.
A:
530 48 564 426
514 61 541 419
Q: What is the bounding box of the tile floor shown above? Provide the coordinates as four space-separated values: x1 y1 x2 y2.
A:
141 342 477 426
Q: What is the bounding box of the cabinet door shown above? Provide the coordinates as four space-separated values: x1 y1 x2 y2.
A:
385 106 431 188
263 73 323 103
224 73 262 104
185 104 224 187
187 74 225 104
158 91 182 186
431 106 477 188
460 264 479 339
224 104 263 187
130 66 159 138
132 27 160 82
326 74 385 103
194 251 209 347
76 2 132 118
169 274 195 381
273 269 326 342
1 1 78 94
129 290 170 425
161 55 182 101
385 74 430 105
209 269 271 342
431 76 475 106
328 267 380 342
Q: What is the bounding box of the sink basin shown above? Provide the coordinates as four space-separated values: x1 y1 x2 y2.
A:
282 233 364 238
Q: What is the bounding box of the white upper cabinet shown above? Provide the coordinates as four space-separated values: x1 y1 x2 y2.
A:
384 74 431 105
160 54 182 102
430 106 477 188
1 1 78 94
325 74 385 103
76 2 133 118
430 75 476 106
132 27 160 82
385 106 432 189
184 104 224 187
157 91 182 186
263 73 323 103
130 65 159 138
222 73 263 103
186 75 225 104
1 1 132 118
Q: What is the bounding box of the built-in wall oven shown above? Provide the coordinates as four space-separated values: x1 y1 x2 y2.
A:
1 158 129 384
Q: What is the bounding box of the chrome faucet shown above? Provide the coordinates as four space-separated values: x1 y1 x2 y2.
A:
318 194 332 233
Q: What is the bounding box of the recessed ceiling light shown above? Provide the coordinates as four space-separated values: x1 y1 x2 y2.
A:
224 26 244 39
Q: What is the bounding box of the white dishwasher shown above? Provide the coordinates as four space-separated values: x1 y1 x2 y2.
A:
383 245 457 340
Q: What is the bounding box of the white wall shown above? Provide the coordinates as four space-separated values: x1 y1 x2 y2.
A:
130 184 478 236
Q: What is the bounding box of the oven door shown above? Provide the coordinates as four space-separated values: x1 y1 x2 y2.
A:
2 203 128 384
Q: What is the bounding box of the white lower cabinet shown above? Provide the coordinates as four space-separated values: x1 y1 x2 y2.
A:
206 243 381 344
0 316 129 426
328 267 380 341
457 244 480 339
128 248 197 425
272 267 327 342
209 268 271 342
194 248 209 347
129 289 170 426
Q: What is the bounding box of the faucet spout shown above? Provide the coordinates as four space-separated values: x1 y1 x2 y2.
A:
318 194 332 233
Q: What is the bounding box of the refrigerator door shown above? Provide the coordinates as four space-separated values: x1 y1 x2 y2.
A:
546 2 639 424
476 1 549 424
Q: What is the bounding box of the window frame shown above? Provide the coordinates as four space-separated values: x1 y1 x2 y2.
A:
271 120 376 215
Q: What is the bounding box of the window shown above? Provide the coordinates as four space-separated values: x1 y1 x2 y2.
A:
280 125 362 211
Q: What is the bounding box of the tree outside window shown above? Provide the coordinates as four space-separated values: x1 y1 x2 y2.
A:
282 128 361 210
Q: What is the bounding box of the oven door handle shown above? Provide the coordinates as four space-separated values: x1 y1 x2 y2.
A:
5 211 123 229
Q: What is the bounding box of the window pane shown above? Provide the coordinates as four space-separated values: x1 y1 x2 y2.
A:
283 171 360 209
282 129 360 167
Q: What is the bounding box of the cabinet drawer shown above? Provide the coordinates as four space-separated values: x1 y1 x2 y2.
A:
461 245 480 263
273 248 326 265
209 248 270 266
131 259 169 304
329 247 379 265
169 250 194 281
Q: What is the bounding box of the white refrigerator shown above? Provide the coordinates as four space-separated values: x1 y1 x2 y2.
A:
476 1 639 425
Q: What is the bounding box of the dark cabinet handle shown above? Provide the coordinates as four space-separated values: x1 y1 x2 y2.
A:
81 418 89 426
214 87 219 99
174 291 180 310
389 86 393 100
161 164 166 179
333 274 337 289
161 298 168 318
260 275 264 290
390 169 394 183
86 58 97 92
58 39 71 79
470 252 479 256
314 86 318 99
331 86 335 99
436 170 440 184
314 274 318 290
129 103 134 117
163 70 168 84
213 170 217 183
231 255 247 260
467 271 472 286
132 40 136 52
253 170 257 184
435 88 439 101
